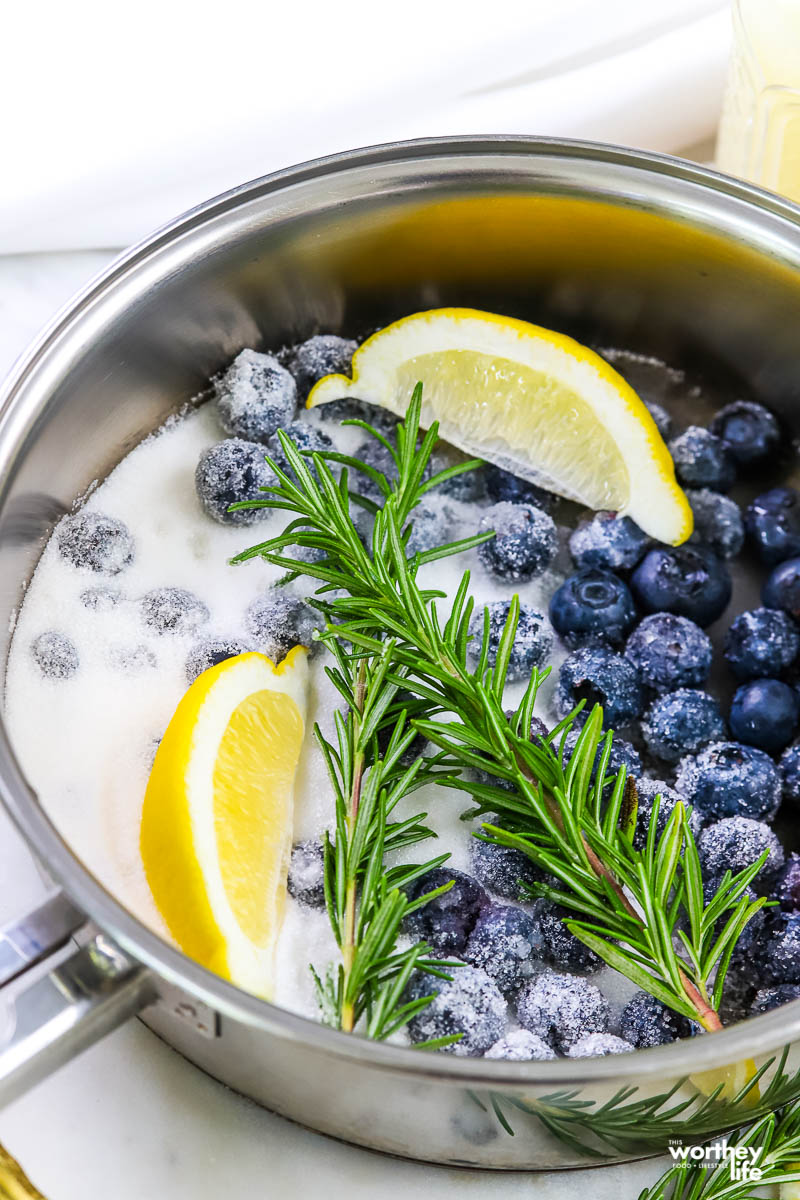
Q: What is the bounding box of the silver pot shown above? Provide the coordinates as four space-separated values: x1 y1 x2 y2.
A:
2 137 800 1170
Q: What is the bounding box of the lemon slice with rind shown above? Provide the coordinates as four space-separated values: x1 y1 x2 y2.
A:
308 308 692 545
140 648 308 998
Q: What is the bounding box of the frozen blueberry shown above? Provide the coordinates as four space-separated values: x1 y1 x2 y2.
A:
470 815 540 901
780 742 800 806
724 607 800 681
641 689 726 765
686 490 744 560
644 400 675 441
556 647 643 729
698 817 784 889
539 904 602 974
674 741 782 822
751 985 800 1014
745 487 800 566
79 585 121 611
108 644 157 673
467 601 553 683
429 444 487 502
668 426 736 492
763 557 800 619
405 867 488 956
463 903 544 995
289 334 358 399
775 853 800 910
730 678 799 754
710 400 780 467
477 502 557 582
195 438 275 525
759 912 800 986
562 727 642 782
485 1030 556 1061
484 464 556 510
185 638 249 683
56 512 134 575
625 613 713 694
287 839 326 908
214 349 297 443
631 544 731 628
140 588 209 637
549 569 637 649
406 965 507 1056
620 991 691 1048
566 1033 634 1058
633 778 703 851
569 512 650 572
406 496 454 556
245 594 318 663
516 971 610 1052
266 420 334 482
30 631 79 680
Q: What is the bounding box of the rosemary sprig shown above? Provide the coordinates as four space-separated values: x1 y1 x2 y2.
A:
233 386 766 1032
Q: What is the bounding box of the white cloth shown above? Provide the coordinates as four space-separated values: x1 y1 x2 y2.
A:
2 0 729 253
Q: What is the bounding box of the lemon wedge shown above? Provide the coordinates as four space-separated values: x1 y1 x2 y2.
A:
140 648 308 997
308 308 692 545
690 1057 761 1106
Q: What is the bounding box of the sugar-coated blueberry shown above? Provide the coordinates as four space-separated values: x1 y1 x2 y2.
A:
775 853 800 910
568 512 650 572
185 638 249 683
780 742 800 806
79 586 121 611
406 496 454 556
745 487 800 566
625 613 713 694
724 607 800 681
759 912 800 986
730 678 799 754
633 778 703 851
287 839 326 908
549 568 637 649
698 817 784 890
56 511 135 575
643 400 675 441
641 688 726 765
214 348 297 443
108 644 157 673
538 903 602 974
406 964 507 1056
669 426 736 491
140 588 210 637
686 489 744 560
405 867 489 956
620 991 692 1048
477 502 557 581
710 399 780 467
289 334 358 399
516 971 610 1052
195 438 275 525
470 815 540 901
484 1030 557 1061
484 463 556 510
266 420 334 482
31 631 79 680
245 594 318 663
751 985 800 1014
631 544 731 628
562 728 642 782
566 1033 634 1058
429 444 487 502
463 902 544 996
763 557 800 619
675 741 782 822
467 601 553 683
556 647 643 729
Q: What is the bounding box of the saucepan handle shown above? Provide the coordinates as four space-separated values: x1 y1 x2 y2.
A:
0 890 153 1105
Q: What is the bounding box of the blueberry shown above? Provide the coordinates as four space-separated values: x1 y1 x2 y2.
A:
643 401 675 441
775 853 800 910
406 965 507 1056
289 334 358 399
31 631 79 680
625 613 713 694
569 512 650 572
140 588 210 637
56 512 134 574
641 689 726 765
79 586 121 611
538 904 603 974
351 438 408 502
185 638 249 683
477 502 557 581
463 903 544 995
429 444 487 502
668 426 736 492
406 496 454 556
710 400 780 467
470 815 541 901
245 594 318 663
686 490 744 560
562 728 642 782
485 1030 556 1061
266 420 334 482
759 912 800 986
724 607 800 681
516 971 610 1052
674 741 781 822
631 544 731 627
214 349 297 443
745 487 800 565
287 839 326 908
730 678 799 754
195 438 275 525
763 557 800 618
698 817 784 889
633 778 704 851
549 568 637 649
319 397 399 439
405 867 488 956
751 985 800 1014
566 1034 634 1058
556 647 643 729
467 601 553 683
484 463 556 510
780 742 800 806
620 991 691 1048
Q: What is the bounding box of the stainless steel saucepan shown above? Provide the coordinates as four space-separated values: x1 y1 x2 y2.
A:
1 137 800 1170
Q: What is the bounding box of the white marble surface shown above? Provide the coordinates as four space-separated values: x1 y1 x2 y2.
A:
0 251 669 1198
